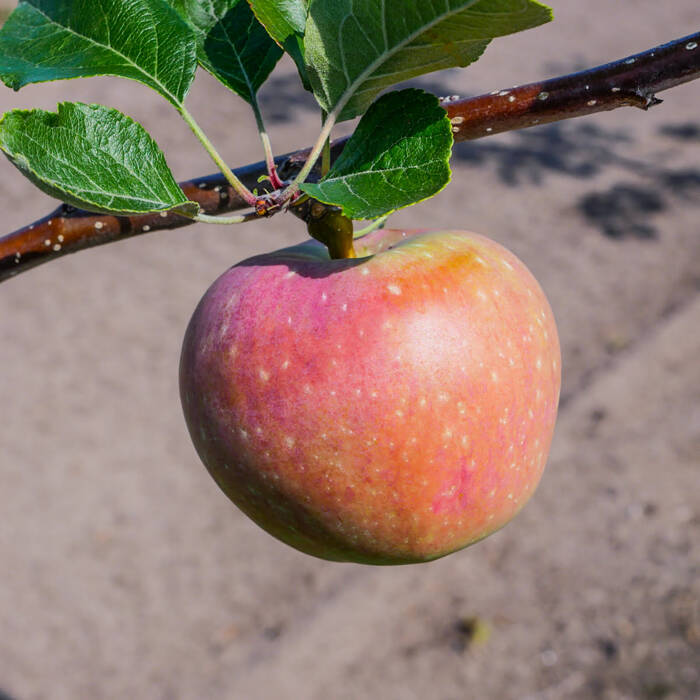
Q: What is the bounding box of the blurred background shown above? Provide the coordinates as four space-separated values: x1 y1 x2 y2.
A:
0 1 698 698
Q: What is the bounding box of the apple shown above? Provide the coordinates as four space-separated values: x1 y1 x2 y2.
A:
179 229 560 564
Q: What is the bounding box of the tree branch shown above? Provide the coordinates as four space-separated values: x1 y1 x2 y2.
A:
443 31 700 139
1 31 698 283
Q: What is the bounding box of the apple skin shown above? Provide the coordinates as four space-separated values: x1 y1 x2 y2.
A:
180 229 560 564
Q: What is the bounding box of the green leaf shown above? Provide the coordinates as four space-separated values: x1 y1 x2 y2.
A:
305 0 552 121
248 0 310 89
171 0 282 103
0 0 197 107
0 102 199 216
300 89 452 220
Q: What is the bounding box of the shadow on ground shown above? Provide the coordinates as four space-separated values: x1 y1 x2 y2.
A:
453 121 700 239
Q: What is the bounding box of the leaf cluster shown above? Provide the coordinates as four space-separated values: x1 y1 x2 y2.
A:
0 0 552 223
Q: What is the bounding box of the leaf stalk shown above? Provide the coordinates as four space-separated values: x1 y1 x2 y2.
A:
180 107 258 206
251 99 284 189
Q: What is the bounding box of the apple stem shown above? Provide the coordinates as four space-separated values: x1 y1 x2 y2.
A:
296 200 357 259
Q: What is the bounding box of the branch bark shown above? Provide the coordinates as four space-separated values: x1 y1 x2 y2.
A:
1 31 698 283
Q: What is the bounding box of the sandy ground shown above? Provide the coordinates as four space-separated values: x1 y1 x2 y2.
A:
0 1 698 698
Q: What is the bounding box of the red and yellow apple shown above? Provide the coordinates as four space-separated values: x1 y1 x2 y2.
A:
179 229 560 564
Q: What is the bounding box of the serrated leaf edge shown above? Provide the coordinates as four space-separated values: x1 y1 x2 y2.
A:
308 0 483 118
0 1 196 106
199 11 283 104
0 103 199 216
308 0 553 119
301 88 454 219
